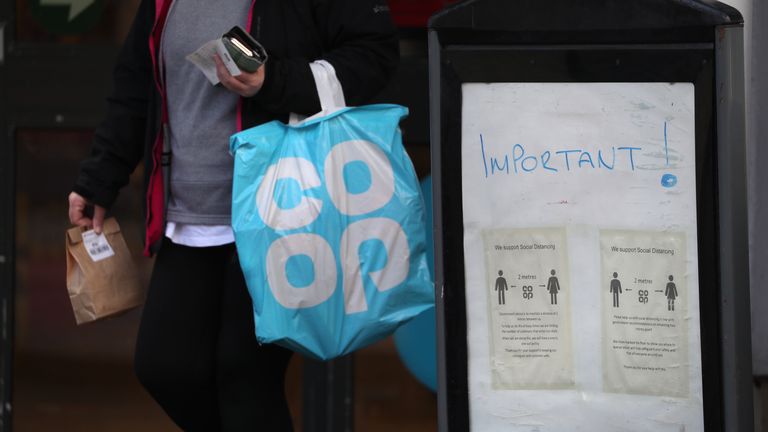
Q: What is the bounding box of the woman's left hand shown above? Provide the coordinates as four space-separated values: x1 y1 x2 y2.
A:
214 54 265 97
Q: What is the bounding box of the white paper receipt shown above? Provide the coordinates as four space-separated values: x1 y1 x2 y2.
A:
82 230 115 262
186 38 242 85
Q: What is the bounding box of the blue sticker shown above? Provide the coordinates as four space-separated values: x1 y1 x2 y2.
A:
661 173 678 188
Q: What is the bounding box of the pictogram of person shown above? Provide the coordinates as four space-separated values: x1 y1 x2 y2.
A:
494 270 508 305
665 275 678 311
547 269 561 305
610 272 622 307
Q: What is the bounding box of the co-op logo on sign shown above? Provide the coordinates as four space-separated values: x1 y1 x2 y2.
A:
255 139 410 314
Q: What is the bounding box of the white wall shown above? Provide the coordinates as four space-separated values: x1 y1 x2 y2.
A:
741 0 768 378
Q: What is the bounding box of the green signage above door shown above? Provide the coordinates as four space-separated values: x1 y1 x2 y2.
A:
29 0 106 35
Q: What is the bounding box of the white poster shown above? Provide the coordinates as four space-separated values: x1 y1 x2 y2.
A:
461 83 702 431
601 230 688 397
482 228 573 389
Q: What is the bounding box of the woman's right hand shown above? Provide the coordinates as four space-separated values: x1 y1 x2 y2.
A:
68 192 106 234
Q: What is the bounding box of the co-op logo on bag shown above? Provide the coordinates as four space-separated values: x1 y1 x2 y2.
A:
255 139 410 313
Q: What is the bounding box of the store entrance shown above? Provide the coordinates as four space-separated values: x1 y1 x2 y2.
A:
0 1 439 431
1 2 180 430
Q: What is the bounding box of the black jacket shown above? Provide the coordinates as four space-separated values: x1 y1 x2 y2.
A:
73 0 399 255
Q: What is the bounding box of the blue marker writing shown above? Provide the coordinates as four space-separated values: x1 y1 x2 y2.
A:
555 149 581 171
661 121 678 188
664 121 669 166
480 134 489 178
617 147 640 171
478 135 641 177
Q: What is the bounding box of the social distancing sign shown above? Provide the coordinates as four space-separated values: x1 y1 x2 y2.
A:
460 83 702 431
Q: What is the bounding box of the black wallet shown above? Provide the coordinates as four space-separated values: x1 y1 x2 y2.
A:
222 26 268 73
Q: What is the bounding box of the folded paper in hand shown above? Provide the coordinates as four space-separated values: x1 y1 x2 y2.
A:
186 38 242 85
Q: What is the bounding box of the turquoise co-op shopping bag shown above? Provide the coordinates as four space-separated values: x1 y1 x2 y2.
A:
229 102 433 360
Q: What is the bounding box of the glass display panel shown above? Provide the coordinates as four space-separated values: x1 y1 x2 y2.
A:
460 83 704 431
13 129 169 430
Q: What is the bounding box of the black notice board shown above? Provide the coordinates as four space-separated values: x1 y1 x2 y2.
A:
429 1 748 430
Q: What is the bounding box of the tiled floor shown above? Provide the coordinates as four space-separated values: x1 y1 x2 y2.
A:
12 338 437 432
13 355 176 432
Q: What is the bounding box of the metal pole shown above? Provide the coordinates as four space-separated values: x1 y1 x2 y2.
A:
714 23 755 432
302 355 355 432
428 28 451 432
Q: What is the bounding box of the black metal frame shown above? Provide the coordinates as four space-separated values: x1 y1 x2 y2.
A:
0 2 15 430
713 25 753 432
432 42 724 430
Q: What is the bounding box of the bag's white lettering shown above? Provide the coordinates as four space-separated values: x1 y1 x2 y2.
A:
256 157 323 230
266 233 337 308
340 218 409 313
258 140 408 313
325 140 394 216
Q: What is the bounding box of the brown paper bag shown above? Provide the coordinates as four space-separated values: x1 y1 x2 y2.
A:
65 218 145 324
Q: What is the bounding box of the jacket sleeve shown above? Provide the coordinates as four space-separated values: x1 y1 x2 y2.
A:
73 0 154 209
249 0 399 115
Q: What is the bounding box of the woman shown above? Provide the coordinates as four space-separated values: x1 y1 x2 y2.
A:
68 0 398 429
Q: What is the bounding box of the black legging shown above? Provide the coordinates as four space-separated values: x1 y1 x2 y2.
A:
134 239 293 431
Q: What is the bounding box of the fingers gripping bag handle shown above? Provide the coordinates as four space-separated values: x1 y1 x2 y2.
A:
229 63 432 360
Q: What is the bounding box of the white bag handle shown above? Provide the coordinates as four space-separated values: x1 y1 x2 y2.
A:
311 60 346 111
289 60 346 125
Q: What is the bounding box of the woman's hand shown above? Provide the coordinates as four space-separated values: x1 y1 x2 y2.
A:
68 191 106 234
214 54 265 97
